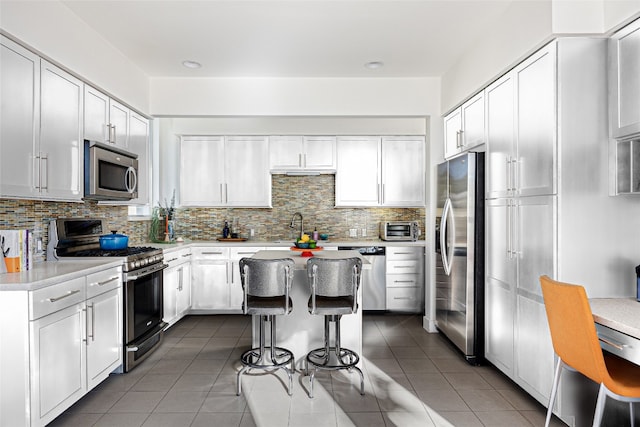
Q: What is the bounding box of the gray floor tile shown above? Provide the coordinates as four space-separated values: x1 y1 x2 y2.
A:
153 390 208 412
109 391 165 413
141 412 197 427
93 412 150 427
191 412 244 427
47 314 562 427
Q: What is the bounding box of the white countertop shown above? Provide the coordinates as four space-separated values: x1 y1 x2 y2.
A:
590 298 640 340
153 239 426 253
252 249 371 269
0 259 122 291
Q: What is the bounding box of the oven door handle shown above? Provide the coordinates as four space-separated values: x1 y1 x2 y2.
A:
125 263 168 281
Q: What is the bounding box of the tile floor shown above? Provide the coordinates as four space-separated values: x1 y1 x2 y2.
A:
50 314 565 427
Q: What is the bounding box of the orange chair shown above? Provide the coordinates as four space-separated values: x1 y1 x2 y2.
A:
540 275 640 427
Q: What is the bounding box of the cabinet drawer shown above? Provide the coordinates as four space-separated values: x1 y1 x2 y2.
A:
230 247 264 260
386 273 421 288
596 323 640 366
386 287 422 312
164 248 192 268
30 277 86 320
386 247 423 260
192 247 229 260
387 260 420 274
86 267 121 299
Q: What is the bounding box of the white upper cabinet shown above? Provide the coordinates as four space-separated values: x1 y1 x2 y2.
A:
0 36 40 199
0 42 83 202
485 73 516 199
225 136 271 206
515 43 556 197
335 136 380 206
83 86 109 143
84 86 130 149
381 136 425 206
610 18 640 139
270 135 336 172
336 136 425 207
444 91 486 159
127 112 150 205
39 60 84 201
180 136 271 207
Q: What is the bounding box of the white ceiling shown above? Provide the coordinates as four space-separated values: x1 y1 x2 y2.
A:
61 0 514 78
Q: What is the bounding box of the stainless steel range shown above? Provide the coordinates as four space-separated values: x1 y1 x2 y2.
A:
48 218 167 372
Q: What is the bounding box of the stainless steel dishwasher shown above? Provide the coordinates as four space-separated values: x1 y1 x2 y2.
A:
338 246 386 311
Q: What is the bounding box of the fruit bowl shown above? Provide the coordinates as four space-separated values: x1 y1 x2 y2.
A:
295 242 309 249
319 233 329 240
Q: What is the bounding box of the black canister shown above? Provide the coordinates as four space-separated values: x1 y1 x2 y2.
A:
636 264 640 302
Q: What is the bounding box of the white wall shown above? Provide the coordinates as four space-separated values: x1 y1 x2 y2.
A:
150 77 439 117
604 0 640 31
0 1 149 113
440 1 553 114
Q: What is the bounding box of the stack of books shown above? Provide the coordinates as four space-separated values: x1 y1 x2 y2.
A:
1 230 32 273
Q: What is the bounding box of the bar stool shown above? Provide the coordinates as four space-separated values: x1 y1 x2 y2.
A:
236 257 295 396
305 257 364 398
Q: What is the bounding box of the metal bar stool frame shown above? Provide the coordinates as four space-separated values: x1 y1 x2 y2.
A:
236 258 295 396
304 257 365 398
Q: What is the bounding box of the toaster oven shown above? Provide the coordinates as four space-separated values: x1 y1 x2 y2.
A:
380 221 420 241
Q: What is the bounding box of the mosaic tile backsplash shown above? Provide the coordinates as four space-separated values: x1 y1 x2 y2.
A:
0 175 425 262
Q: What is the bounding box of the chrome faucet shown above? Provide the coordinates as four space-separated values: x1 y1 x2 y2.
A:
289 212 303 239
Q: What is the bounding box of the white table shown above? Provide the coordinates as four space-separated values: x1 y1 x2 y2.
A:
249 250 369 368
591 298 640 366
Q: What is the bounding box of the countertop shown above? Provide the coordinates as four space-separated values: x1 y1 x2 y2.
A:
590 298 640 340
252 249 371 269
0 259 122 291
152 239 427 253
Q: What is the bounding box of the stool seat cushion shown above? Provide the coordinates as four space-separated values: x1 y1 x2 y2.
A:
308 295 356 315
245 295 293 316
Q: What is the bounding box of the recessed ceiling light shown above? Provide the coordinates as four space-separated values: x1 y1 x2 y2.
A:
365 61 384 69
182 60 202 69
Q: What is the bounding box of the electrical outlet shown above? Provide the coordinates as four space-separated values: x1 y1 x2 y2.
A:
250 228 255 237
349 228 357 237
361 228 367 237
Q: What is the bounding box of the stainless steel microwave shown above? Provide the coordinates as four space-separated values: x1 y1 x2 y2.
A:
380 221 420 241
84 140 138 201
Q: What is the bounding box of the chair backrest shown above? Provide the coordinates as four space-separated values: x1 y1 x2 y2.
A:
307 257 362 298
539 275 608 385
239 257 294 297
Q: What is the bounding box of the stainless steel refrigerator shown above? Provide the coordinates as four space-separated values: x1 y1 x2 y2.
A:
435 152 484 364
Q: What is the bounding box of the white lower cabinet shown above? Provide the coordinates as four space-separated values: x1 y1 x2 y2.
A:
229 247 265 310
0 265 122 427
30 302 86 425
191 247 230 310
189 246 264 312
385 246 425 313
163 248 192 326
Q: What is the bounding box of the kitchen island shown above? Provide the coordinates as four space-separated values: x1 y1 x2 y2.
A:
249 249 370 367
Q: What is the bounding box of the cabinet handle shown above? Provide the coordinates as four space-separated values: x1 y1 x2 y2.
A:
394 252 414 255
225 183 228 203
40 154 48 191
111 124 116 143
394 280 415 284
237 252 256 255
166 257 178 262
393 297 413 300
47 289 80 302
177 266 183 291
94 276 119 286
220 184 224 203
303 153 307 168
393 266 414 269
599 336 629 350
88 303 95 342
299 153 303 167
381 184 385 203
202 251 223 255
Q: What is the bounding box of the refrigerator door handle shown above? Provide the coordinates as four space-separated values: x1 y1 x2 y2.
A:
441 197 455 275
